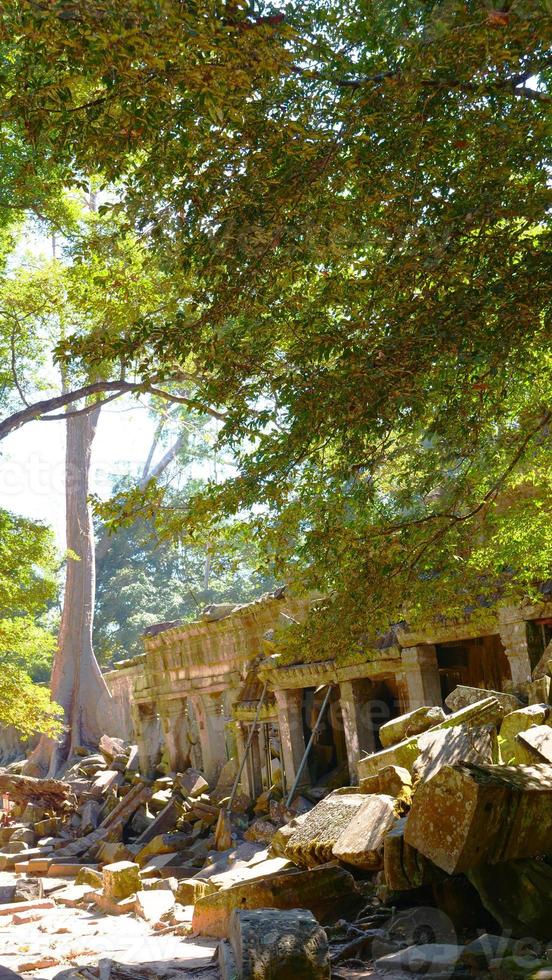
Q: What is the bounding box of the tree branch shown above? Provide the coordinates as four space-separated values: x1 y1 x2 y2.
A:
0 379 225 441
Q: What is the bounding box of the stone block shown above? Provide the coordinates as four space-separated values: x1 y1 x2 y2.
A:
102 860 141 900
75 867 103 888
517 725 552 763
468 858 552 940
359 697 506 781
284 793 367 868
379 706 446 748
332 794 397 870
175 877 217 905
135 888 175 923
135 832 192 867
229 907 330 979
413 724 497 782
526 676 551 705
405 762 552 874
383 816 428 891
192 864 361 938
176 769 209 798
359 765 412 805
500 705 551 764
445 686 522 715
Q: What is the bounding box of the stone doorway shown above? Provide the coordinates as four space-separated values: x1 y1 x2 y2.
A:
302 686 349 785
435 634 511 700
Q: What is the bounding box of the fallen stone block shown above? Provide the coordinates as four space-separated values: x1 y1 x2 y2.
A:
405 762 552 874
88 889 137 916
284 794 367 868
13 877 43 902
99 734 127 761
269 813 309 858
413 723 497 782
75 866 103 888
359 697 506 781
517 725 552 763
445 685 522 715
468 858 552 941
177 769 209 798
47 861 99 877
135 832 192 868
500 705 552 763
243 819 278 844
174 877 217 905
379 706 446 748
461 934 525 969
135 888 175 923
54 883 95 907
228 907 330 979
102 860 141 900
89 769 124 798
79 800 101 834
192 864 361 939
359 765 412 802
383 816 428 891
526 676 551 705
332 794 397 870
375 943 464 973
97 841 131 865
209 856 292 892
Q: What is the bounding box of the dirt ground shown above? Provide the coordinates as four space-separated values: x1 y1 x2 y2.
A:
0 872 218 980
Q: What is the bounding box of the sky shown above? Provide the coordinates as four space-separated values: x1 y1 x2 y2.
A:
0 396 158 546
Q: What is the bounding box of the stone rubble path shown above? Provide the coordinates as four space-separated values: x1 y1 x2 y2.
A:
0 873 217 980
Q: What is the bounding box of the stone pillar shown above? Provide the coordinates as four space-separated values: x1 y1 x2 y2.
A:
249 727 264 799
189 692 228 785
159 697 190 774
340 680 377 784
498 607 533 687
235 722 254 799
400 645 442 710
132 702 162 778
222 689 239 761
275 688 307 795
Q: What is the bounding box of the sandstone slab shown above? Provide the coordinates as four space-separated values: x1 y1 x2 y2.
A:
445 685 522 715
500 705 551 764
228 907 330 979
517 725 552 763
413 723 496 782
284 793 367 868
332 794 397 870
359 697 506 781
102 860 141 900
192 864 361 938
405 762 552 874
379 706 446 748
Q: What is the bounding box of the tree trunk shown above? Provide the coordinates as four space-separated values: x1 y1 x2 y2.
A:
26 405 114 776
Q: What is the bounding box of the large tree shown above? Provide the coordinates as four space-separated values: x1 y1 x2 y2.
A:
2 0 551 657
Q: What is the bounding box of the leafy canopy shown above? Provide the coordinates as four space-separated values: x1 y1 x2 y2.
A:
2 0 551 658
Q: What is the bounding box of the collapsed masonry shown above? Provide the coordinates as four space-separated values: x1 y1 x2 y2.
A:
107 590 552 794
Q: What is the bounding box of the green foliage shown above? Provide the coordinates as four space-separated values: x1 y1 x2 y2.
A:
94 497 275 664
2 0 551 660
0 509 63 736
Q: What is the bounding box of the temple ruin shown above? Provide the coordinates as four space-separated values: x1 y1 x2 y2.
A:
105 590 552 794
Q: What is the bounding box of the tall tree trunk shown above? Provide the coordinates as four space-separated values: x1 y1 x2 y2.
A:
26 405 114 776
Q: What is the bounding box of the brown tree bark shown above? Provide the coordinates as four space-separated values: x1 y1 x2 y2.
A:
26 405 115 776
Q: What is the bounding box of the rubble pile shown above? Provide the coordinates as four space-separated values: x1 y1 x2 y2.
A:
1 677 552 979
